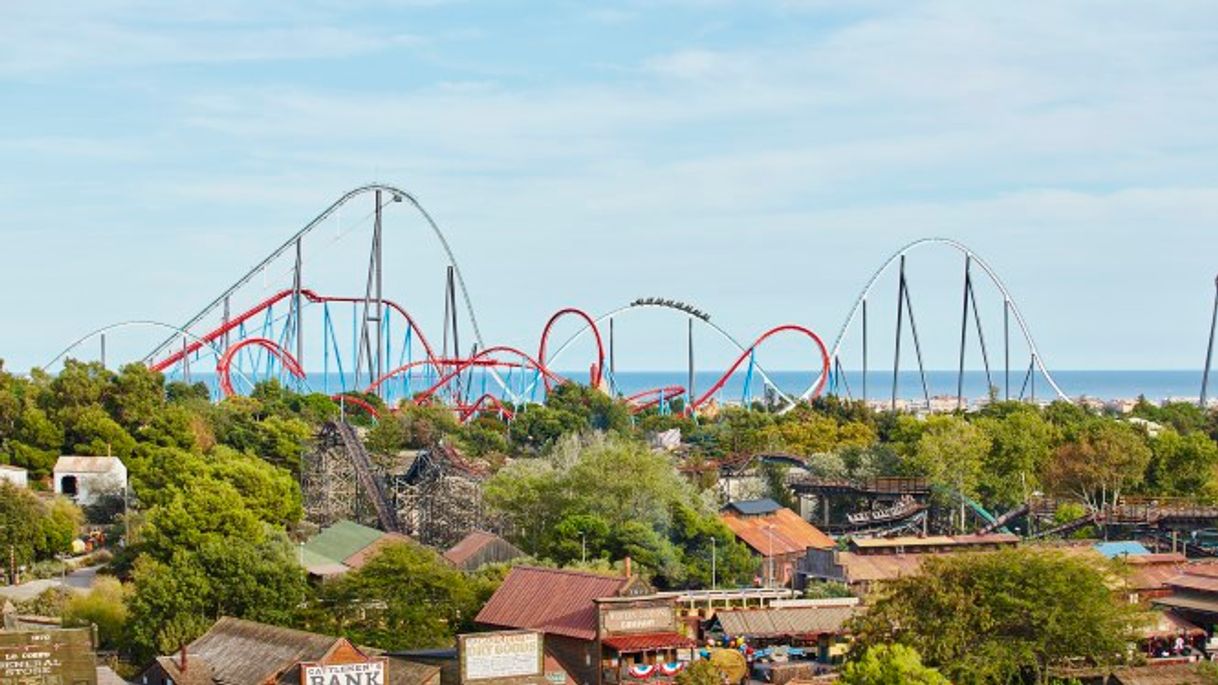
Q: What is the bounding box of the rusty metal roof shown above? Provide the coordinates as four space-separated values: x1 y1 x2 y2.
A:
713 606 859 638
151 617 438 685
601 633 695 653
476 566 628 640
720 507 834 557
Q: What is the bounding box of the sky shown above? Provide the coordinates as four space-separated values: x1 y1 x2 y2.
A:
3 1 1218 375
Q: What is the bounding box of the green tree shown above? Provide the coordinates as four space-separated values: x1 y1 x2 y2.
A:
0 481 51 573
1043 421 1153 511
64 576 128 650
974 408 1057 508
1147 428 1218 499
905 415 990 499
675 660 725 685
840 644 949 685
125 532 306 661
850 548 1141 684
305 542 476 650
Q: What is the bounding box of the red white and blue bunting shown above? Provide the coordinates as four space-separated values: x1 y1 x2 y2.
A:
658 662 686 677
628 665 657 679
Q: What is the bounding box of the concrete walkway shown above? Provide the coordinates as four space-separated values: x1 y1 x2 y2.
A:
0 565 103 603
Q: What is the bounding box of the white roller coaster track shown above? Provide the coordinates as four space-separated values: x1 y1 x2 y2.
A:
829 237 1069 402
142 184 487 361
45 320 259 392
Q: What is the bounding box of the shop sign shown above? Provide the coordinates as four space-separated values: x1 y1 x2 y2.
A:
0 628 96 685
601 607 674 635
301 660 387 685
460 631 544 682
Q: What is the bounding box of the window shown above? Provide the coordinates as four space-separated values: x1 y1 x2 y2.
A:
60 475 78 496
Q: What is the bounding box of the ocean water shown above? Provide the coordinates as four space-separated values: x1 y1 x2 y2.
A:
189 369 1208 404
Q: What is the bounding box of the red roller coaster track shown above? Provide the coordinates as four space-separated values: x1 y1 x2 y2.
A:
150 288 440 374
216 338 305 397
190 288 830 420
538 307 604 390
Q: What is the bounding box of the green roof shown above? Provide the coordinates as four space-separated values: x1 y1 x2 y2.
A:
303 520 384 566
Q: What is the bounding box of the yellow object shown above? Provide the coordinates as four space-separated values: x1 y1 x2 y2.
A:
708 648 747 684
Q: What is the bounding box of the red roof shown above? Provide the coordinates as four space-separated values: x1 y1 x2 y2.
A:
721 507 835 557
601 633 695 653
476 566 629 640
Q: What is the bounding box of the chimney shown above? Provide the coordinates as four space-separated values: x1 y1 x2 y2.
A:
624 556 632 578
179 644 187 673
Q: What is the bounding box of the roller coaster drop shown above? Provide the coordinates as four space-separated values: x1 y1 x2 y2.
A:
49 184 1070 420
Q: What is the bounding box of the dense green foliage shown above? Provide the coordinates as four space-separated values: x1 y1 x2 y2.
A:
300 542 484 650
6 354 1218 675
483 434 755 588
840 644 949 685
849 548 1142 684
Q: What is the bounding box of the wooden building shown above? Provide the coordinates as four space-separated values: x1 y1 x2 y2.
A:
135 617 440 685
475 566 693 685
445 532 525 571
720 499 835 588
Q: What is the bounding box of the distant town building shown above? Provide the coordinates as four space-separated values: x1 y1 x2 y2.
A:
299 519 415 579
0 464 27 489
720 499 835 587
444 531 525 571
136 617 440 685
52 456 126 505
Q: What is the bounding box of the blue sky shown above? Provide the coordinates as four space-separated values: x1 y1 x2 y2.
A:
3 1 1218 374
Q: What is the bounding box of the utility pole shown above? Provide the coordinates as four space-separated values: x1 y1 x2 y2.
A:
580 532 587 565
687 318 695 414
767 525 774 588
711 536 717 591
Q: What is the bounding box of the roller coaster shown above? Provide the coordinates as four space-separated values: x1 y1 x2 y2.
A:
46 184 1073 419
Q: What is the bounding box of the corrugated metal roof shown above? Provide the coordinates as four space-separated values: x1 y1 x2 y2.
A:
721 508 834 557
601 633 694 653
183 617 339 684
304 520 386 565
837 552 925 583
714 606 859 638
476 566 628 640
1168 573 1218 594
1153 594 1218 615
444 531 523 569
724 499 782 516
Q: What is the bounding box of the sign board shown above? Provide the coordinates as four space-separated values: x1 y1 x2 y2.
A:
459 631 544 683
601 607 674 635
301 660 387 685
0 628 96 685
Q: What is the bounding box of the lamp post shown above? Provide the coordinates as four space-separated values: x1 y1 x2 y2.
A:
766 526 775 588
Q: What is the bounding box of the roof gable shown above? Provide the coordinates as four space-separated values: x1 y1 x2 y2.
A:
305 520 387 565
721 507 835 556
476 567 628 640
186 617 340 683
